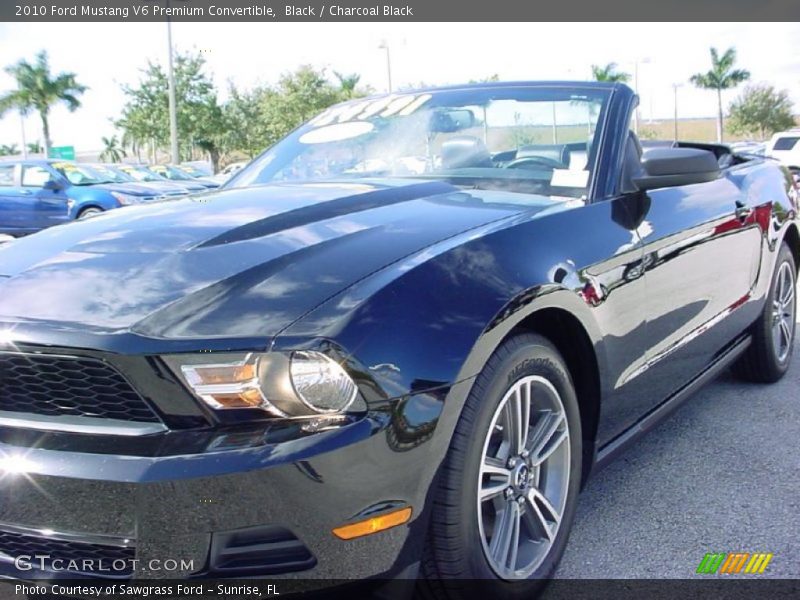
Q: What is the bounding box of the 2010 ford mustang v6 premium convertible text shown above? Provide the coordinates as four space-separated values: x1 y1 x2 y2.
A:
0 82 796 596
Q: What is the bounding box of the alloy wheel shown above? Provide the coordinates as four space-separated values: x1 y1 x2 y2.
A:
477 375 570 580
771 261 796 363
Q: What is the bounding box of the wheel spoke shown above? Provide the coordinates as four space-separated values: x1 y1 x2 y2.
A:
780 319 792 349
480 457 512 502
782 286 795 312
528 411 567 466
524 488 561 541
489 502 521 571
503 385 530 455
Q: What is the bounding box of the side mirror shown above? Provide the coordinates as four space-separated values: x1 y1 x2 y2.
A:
43 179 63 191
634 148 720 191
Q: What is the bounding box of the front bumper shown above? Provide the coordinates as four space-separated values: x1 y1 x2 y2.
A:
0 402 445 582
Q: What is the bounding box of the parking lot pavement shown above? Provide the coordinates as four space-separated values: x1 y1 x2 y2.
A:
554 309 800 579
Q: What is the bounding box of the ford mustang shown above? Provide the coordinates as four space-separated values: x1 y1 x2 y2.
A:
0 82 796 596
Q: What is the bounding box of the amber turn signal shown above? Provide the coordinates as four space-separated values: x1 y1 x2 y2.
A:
332 507 412 540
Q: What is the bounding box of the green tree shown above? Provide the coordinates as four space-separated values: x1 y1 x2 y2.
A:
727 84 796 140
0 51 87 157
222 84 272 159
99 135 126 163
259 65 343 147
334 71 362 100
690 47 750 142
27 141 42 154
591 63 630 83
117 50 224 169
0 144 19 157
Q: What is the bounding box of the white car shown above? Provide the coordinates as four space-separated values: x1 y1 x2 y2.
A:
765 129 800 173
211 161 249 184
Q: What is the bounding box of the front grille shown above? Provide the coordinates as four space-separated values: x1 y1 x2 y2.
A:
0 352 160 423
0 528 135 577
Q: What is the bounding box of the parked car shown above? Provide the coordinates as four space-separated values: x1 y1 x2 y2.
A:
180 160 213 176
92 164 190 198
212 160 248 184
0 83 796 593
115 163 209 194
766 129 800 173
152 164 220 189
0 159 173 236
729 140 766 157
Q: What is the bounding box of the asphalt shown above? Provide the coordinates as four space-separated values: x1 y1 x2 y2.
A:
553 306 800 579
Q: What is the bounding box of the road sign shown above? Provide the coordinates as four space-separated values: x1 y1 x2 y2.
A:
48 146 75 160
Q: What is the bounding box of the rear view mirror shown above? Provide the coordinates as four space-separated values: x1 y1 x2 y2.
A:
634 148 720 191
430 109 476 133
43 179 63 191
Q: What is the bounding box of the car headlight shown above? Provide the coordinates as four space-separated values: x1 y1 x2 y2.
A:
110 192 141 206
164 351 359 417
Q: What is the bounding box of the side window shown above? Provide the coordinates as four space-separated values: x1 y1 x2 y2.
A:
0 165 14 187
21 166 53 187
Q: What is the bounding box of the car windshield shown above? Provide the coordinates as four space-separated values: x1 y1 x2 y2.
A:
155 165 193 181
92 165 133 183
51 162 112 186
178 165 206 178
119 166 166 182
229 86 611 198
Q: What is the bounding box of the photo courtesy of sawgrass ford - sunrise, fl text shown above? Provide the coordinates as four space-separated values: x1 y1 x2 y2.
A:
0 2 799 599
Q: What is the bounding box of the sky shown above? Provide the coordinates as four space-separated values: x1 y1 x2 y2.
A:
0 22 798 152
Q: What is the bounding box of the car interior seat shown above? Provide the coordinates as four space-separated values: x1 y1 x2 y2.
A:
441 136 494 170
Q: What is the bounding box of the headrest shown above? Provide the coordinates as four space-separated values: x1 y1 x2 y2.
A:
441 136 493 169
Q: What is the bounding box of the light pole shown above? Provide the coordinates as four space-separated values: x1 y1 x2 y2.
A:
672 83 683 142
633 57 651 134
19 110 27 159
378 41 392 93
166 15 179 164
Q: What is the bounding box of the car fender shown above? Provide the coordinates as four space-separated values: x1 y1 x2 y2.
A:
67 187 120 218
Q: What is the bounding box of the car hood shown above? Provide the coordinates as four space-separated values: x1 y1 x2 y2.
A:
92 182 156 196
0 180 558 339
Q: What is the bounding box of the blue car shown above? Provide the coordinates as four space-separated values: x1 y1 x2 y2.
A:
0 159 166 236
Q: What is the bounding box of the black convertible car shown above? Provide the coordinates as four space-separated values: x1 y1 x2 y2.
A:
0 82 796 595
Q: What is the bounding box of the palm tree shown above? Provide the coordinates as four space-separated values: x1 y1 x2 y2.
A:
334 71 361 100
0 144 19 157
26 141 42 154
99 135 126 163
591 63 631 83
690 47 750 142
0 51 87 157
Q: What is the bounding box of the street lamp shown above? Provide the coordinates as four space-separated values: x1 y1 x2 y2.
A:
18 109 27 159
378 41 393 94
672 83 684 142
166 11 179 164
633 57 651 134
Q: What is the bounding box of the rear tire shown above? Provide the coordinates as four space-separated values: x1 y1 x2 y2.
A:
420 333 581 600
735 242 796 382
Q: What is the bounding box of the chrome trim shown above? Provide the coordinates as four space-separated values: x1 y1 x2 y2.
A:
0 411 166 436
0 521 133 548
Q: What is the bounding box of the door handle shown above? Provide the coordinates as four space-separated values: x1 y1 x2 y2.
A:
18 189 32 196
735 201 752 221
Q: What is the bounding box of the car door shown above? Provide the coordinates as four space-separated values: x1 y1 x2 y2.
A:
0 163 21 233
635 147 762 405
20 164 71 231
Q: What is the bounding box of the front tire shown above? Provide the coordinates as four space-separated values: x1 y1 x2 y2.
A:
77 207 103 220
420 334 581 599
736 242 796 382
